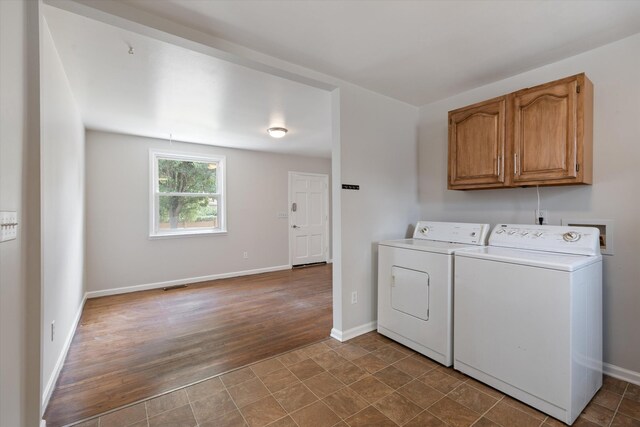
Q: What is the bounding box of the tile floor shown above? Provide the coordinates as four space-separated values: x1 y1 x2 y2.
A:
71 332 640 427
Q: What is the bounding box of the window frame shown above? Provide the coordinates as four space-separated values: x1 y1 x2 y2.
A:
149 150 227 239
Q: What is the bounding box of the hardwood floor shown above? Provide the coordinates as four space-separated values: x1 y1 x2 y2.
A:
43 264 332 427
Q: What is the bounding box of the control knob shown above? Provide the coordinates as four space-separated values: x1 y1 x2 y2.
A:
563 231 581 242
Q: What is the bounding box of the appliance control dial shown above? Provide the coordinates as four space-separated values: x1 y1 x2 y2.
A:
563 231 581 242
420 226 429 234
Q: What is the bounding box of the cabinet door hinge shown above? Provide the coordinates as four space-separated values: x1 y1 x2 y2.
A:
577 85 581 94
576 163 580 172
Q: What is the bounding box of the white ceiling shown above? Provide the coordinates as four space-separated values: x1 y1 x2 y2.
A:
121 0 640 106
44 5 333 158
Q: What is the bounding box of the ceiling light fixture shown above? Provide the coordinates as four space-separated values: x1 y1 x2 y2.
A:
267 127 288 138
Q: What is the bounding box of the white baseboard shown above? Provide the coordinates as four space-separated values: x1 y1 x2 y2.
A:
330 321 377 342
41 293 88 412
40 420 46 427
86 265 292 299
604 362 640 386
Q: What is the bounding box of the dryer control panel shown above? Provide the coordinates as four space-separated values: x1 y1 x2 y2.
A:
489 224 601 255
413 221 490 245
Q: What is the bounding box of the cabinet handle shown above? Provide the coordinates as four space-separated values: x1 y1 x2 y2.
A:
497 156 502 176
514 153 519 175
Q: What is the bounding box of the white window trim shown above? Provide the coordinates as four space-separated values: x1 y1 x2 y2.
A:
149 150 227 239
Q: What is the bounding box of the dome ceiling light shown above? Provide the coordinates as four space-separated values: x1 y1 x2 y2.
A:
267 127 288 138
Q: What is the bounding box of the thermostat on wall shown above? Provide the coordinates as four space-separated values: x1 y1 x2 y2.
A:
561 218 614 255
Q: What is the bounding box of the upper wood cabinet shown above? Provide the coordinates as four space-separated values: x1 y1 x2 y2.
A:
448 73 593 190
448 97 506 189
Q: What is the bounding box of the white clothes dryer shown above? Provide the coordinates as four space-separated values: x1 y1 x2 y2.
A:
377 221 490 366
454 224 603 425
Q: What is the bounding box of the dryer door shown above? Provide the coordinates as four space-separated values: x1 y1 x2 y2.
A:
391 266 429 320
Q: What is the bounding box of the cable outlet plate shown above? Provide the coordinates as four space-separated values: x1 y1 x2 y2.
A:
534 210 549 225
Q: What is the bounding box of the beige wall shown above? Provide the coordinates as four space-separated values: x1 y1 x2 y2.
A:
0 0 42 425
41 17 86 406
85 130 331 293
48 0 423 338
339 85 420 332
418 33 640 376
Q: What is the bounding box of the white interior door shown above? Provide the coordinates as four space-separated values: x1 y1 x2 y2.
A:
289 172 328 266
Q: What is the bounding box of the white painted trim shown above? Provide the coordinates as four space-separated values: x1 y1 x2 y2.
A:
330 321 377 342
40 420 46 427
604 362 640 386
41 293 88 411
86 264 292 298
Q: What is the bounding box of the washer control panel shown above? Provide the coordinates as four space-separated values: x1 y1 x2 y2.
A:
489 224 600 255
413 221 490 245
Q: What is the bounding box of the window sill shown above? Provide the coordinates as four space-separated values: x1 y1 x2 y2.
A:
149 229 227 240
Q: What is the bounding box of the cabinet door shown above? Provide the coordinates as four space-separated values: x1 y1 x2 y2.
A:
448 97 506 189
512 77 578 184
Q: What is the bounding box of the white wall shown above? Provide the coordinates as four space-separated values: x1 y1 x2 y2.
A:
419 34 640 376
0 0 42 425
339 85 420 332
40 17 86 406
85 130 331 293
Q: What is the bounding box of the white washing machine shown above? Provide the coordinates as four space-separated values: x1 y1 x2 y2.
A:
377 221 490 366
454 224 602 425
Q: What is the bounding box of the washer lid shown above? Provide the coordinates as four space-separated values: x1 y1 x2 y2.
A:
455 246 602 271
378 238 483 254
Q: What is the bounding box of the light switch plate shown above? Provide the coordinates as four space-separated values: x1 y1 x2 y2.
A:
0 211 18 242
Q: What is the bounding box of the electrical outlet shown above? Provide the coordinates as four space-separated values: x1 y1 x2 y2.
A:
243 251 248 259
534 210 549 225
351 291 357 304
51 321 55 342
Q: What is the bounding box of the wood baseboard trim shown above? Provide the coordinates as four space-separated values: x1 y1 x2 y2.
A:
41 293 88 412
330 321 377 342
86 265 292 299
604 362 640 386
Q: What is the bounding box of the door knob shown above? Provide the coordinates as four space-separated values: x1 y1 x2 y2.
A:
292 225 300 229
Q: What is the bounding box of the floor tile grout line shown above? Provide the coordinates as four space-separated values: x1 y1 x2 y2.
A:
325 338 443 425
607 382 629 427
260 338 383 426
184 381 206 427
223 369 261 427
469 395 505 426
300 335 402 424
280 342 349 423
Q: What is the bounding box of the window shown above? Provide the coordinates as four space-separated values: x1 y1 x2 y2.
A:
150 151 226 237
